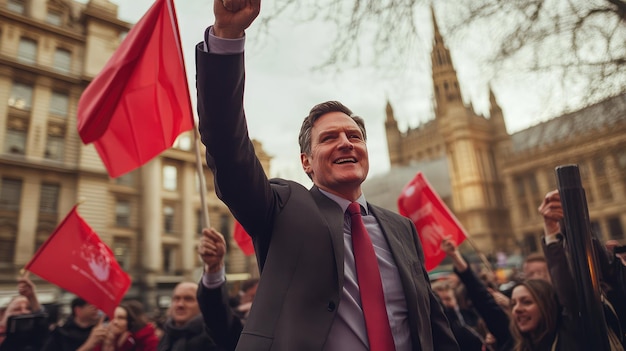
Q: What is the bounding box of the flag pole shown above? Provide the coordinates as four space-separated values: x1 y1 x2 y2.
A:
166 0 211 229
193 127 211 229
463 236 494 273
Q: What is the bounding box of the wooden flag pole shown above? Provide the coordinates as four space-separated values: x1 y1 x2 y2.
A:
192 126 211 229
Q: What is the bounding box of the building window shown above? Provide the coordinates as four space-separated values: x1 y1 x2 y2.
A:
17 38 37 64
53 48 72 74
113 238 131 271
4 128 27 155
115 201 131 227
514 177 525 197
608 217 624 240
0 178 22 211
39 183 60 214
162 246 177 274
8 82 33 110
46 9 63 26
163 205 175 233
593 157 606 177
45 134 65 161
599 182 613 201
0 224 17 267
7 0 25 14
49 91 69 117
528 174 539 195
163 165 177 191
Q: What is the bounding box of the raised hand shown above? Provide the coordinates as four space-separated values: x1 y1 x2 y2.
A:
213 0 261 39
198 228 227 273
538 189 563 236
440 236 457 256
17 271 41 313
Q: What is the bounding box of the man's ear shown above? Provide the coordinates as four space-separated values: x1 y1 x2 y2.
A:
300 153 312 175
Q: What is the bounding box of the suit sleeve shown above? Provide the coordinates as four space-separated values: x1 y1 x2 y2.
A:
197 281 243 351
195 44 277 242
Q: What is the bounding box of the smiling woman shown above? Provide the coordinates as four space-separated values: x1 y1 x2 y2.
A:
510 280 560 350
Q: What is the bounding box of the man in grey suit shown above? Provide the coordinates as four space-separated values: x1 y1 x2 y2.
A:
195 0 459 350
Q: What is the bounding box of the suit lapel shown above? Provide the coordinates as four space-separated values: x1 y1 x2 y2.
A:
310 187 345 290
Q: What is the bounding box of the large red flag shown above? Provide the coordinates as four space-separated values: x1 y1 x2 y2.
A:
25 206 131 317
233 220 255 256
77 0 193 178
397 172 467 271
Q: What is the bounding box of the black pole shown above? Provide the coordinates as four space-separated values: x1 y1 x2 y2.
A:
555 164 610 351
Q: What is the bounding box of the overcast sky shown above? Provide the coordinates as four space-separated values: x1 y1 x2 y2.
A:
96 0 587 185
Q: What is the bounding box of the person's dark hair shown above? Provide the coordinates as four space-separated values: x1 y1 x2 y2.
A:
298 101 367 156
70 297 87 317
120 300 148 333
510 279 560 351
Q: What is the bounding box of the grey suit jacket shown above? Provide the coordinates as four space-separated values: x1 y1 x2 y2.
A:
196 44 458 351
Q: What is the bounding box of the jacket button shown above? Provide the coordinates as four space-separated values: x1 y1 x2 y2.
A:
327 301 336 312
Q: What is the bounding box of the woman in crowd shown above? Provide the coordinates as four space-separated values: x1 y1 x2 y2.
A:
509 279 575 351
97 301 159 351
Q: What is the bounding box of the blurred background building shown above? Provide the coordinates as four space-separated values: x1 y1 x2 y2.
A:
0 0 265 311
373 10 626 259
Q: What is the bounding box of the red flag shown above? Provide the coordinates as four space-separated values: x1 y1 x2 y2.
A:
233 220 254 256
25 206 131 317
397 172 467 271
77 0 193 178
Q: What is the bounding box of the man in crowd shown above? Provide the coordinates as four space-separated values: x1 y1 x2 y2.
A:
195 0 458 349
41 297 107 351
522 252 551 283
157 282 217 351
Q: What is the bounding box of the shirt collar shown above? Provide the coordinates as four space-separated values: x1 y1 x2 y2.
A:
318 188 369 215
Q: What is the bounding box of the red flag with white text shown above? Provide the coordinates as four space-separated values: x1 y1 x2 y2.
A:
397 172 468 271
25 206 131 317
77 0 193 178
233 220 254 256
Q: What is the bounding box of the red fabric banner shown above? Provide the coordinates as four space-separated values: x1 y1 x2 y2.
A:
233 220 255 256
397 172 467 271
25 206 131 317
77 0 193 178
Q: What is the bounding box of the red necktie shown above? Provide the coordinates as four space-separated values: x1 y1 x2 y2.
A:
347 202 396 351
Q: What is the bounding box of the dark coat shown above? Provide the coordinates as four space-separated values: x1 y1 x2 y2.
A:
157 315 217 351
41 317 93 351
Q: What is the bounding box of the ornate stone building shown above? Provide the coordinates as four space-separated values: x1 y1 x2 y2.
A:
380 9 626 256
0 0 266 310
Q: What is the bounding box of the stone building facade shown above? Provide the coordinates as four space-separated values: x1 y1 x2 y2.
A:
0 0 266 310
382 9 626 256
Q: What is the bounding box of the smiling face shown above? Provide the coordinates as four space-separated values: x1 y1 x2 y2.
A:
110 307 129 336
511 285 542 334
301 111 369 200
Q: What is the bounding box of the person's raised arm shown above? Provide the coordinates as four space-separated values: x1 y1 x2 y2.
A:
213 0 261 39
197 228 242 351
18 272 41 314
441 237 468 273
